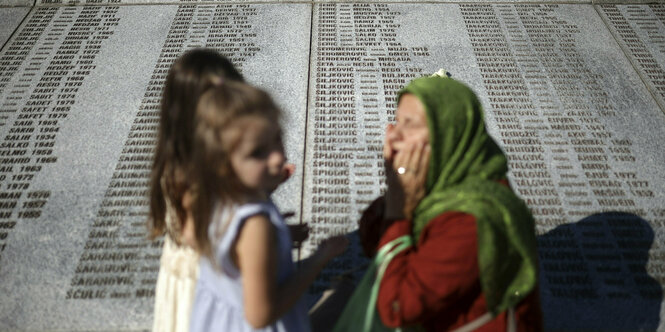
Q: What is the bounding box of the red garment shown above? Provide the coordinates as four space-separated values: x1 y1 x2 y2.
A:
359 198 543 331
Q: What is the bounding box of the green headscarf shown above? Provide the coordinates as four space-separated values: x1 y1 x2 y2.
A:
399 76 538 315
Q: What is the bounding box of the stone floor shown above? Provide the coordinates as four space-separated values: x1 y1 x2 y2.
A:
0 0 664 330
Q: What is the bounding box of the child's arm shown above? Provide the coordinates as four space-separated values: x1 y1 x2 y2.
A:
180 190 198 250
181 216 198 250
235 215 347 328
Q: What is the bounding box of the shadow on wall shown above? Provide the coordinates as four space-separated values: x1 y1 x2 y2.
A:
538 212 662 331
308 230 367 332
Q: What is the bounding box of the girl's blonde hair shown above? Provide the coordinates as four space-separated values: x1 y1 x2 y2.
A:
149 49 243 242
188 81 281 257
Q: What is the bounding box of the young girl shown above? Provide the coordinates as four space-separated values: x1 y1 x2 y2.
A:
187 81 348 331
148 48 244 332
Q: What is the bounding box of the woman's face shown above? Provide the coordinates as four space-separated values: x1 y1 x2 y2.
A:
386 93 430 154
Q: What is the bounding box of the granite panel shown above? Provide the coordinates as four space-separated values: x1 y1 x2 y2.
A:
34 0 272 5
597 4 665 112
30 0 593 6
0 7 30 48
304 3 665 330
594 0 662 4
1 1 665 331
0 3 310 330
0 0 33 8
18 0 665 6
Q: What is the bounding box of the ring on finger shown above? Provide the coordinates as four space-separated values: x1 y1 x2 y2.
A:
397 167 407 175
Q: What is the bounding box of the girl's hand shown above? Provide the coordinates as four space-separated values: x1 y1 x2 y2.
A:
384 139 430 220
281 163 295 184
288 224 309 248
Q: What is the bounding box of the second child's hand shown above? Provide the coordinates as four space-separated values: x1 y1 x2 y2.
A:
288 224 309 248
276 164 304 248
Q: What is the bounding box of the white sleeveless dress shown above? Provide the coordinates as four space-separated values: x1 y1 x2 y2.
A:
152 200 199 332
190 201 310 332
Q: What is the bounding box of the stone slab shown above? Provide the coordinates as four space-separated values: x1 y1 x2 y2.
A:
304 3 665 330
0 7 30 47
21 0 663 9
597 4 665 112
33 0 280 5
27 0 595 6
0 3 310 330
0 0 33 8
1 1 665 331
594 0 663 4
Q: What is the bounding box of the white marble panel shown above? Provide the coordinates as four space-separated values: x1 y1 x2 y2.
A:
304 3 665 330
0 4 310 330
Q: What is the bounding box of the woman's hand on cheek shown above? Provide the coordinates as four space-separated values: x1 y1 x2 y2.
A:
383 123 396 162
383 125 399 193
385 142 430 220
403 142 430 219
383 124 405 220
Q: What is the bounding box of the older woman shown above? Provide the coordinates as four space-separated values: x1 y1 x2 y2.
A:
339 75 543 331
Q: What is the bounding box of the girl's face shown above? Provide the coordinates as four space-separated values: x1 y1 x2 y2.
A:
386 93 430 154
227 116 285 198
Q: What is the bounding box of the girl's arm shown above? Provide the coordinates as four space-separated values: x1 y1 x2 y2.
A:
235 215 347 328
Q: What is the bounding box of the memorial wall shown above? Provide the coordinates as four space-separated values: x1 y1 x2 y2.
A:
0 3 310 329
0 0 664 330
0 7 29 46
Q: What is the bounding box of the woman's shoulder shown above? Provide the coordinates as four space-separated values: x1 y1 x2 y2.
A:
430 210 476 223
420 211 477 242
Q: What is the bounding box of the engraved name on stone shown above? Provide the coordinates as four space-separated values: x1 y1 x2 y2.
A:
460 4 664 311
599 5 665 110
0 6 119 263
